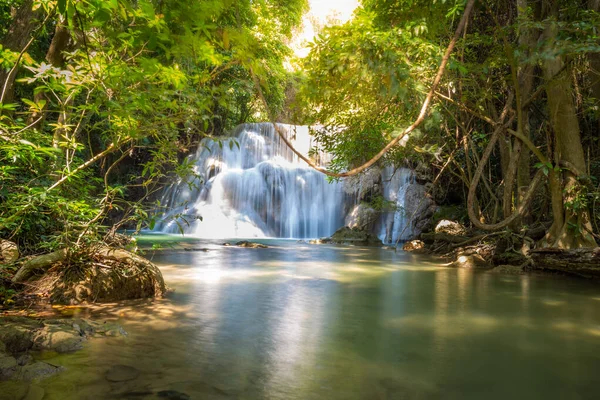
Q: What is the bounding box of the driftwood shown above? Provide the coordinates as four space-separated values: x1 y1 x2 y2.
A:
529 247 600 278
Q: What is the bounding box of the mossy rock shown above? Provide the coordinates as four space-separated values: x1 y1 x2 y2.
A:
329 227 383 246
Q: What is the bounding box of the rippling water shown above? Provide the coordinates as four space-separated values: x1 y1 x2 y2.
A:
5 238 600 399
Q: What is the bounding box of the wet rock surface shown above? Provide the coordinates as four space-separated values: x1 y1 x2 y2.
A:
0 317 127 383
402 240 428 253
234 241 268 248
327 227 383 246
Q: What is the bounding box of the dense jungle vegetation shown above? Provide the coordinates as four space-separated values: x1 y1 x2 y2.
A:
1 0 600 301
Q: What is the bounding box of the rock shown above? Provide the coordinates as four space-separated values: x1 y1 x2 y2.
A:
0 239 19 264
0 318 42 353
96 322 127 337
32 326 85 353
329 227 383 246
342 167 383 201
16 354 33 366
24 385 45 400
20 361 64 382
46 247 166 304
434 220 467 236
451 254 490 269
235 241 268 249
308 238 331 245
402 240 426 252
157 390 191 400
105 365 140 382
414 162 434 184
183 248 210 252
345 204 378 232
0 354 18 379
404 184 436 238
492 265 526 275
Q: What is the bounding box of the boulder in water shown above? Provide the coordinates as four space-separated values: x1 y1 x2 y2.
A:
402 240 427 253
235 241 268 248
328 227 383 246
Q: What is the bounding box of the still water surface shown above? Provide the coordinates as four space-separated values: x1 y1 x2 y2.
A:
7 238 600 399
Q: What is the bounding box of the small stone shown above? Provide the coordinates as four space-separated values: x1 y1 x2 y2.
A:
105 365 140 382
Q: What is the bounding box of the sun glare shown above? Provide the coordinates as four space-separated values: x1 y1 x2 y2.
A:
290 0 360 59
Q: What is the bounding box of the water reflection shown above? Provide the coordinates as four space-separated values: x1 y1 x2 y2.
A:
15 239 600 400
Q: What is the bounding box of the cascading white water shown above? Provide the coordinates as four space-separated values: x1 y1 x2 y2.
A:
155 123 346 239
377 167 414 244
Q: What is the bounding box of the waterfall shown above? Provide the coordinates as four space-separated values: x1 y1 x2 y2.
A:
377 167 415 244
155 123 346 239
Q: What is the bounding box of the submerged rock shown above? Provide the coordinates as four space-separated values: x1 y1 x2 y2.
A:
0 317 126 384
0 353 18 379
105 364 140 382
491 265 526 275
157 390 191 400
20 361 64 382
24 385 45 400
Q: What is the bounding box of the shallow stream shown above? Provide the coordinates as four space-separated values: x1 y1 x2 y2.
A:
3 238 600 399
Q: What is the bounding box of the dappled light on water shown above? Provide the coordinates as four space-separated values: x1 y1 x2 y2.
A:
32 239 600 400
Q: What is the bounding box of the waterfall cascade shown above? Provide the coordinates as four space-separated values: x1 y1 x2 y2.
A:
377 167 415 244
155 123 420 242
155 123 347 239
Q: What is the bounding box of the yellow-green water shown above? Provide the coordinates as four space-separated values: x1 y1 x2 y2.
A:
3 238 600 399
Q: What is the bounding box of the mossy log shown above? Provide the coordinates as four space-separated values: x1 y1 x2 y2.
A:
529 247 600 278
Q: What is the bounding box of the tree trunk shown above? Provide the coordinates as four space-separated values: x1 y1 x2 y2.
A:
0 0 42 106
30 16 72 129
541 22 597 248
